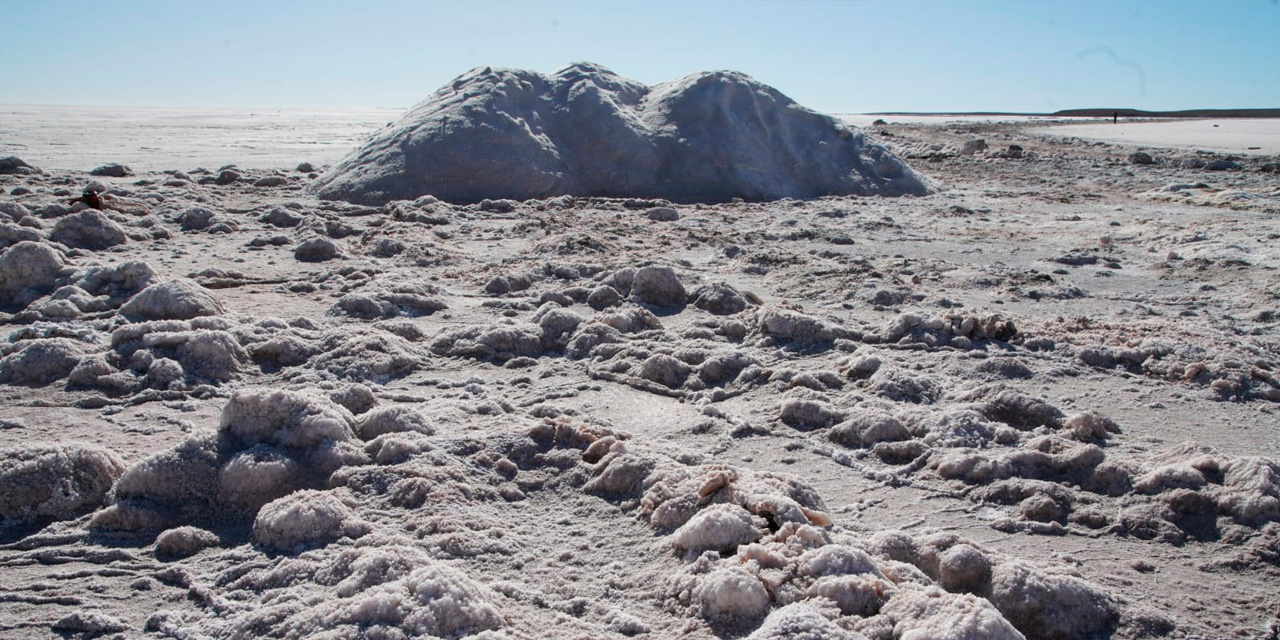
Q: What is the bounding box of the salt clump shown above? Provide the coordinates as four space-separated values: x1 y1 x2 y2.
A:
210 544 505 638
754 305 846 346
301 328 428 382
0 241 66 310
110 435 222 510
154 525 220 558
0 202 30 221
672 503 761 553
354 405 436 439
0 443 125 525
695 565 772 620
52 612 129 636
217 445 308 509
0 155 40 175
119 278 224 321
329 282 446 319
49 210 128 250
252 489 371 552
630 265 686 308
0 221 40 250
747 604 864 640
90 162 132 177
880 587 1023 640
690 281 754 315
295 236 341 262
62 260 158 310
829 412 910 447
220 387 356 449
988 561 1117 639
0 338 86 385
94 388 371 529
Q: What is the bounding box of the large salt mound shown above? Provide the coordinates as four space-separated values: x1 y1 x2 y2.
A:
314 62 932 204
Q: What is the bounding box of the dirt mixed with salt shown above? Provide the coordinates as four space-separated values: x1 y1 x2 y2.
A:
2 109 1280 639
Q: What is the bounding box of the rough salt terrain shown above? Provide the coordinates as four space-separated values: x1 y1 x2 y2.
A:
1 102 1279 640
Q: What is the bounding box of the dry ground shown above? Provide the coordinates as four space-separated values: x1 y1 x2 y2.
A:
1 119 1278 639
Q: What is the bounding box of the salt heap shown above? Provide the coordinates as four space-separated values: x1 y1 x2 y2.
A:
314 62 932 204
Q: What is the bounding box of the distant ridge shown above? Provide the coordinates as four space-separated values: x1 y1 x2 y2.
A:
862 108 1280 118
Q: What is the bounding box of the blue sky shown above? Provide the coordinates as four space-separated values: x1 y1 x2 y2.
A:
1 0 1277 113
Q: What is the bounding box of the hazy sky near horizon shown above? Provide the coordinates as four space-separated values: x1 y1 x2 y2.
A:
2 0 1277 113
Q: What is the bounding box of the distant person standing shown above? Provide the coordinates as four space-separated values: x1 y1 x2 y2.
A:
1113 111 1118 124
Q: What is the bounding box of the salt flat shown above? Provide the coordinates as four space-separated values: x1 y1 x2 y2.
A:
1031 118 1280 154
0 104 400 172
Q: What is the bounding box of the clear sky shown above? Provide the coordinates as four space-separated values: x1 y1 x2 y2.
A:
2 0 1277 113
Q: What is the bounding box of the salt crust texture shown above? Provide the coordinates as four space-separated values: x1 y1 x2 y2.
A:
0 245 445 393
313 62 932 204
610 420 1116 639
171 541 507 639
3 147 1280 637
10 242 1259 561
47 400 1125 640
2 229 1276 557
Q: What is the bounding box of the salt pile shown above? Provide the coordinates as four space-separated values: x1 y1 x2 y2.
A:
313 62 932 204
